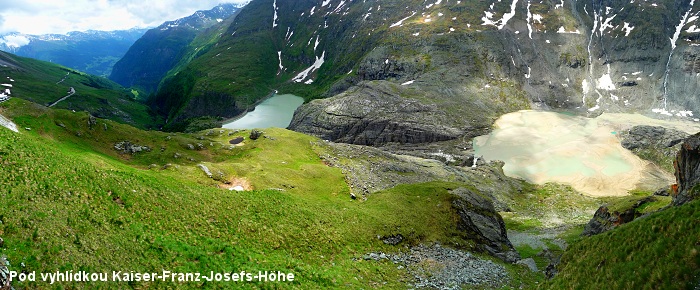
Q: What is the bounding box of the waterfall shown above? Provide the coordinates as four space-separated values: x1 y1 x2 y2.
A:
662 0 696 109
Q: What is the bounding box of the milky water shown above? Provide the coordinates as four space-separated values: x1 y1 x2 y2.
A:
222 94 304 129
473 110 674 196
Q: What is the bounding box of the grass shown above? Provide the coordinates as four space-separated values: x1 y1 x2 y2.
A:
547 199 700 289
0 98 538 289
0 53 160 129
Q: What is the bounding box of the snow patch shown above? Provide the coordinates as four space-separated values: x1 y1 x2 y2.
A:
482 0 519 30
622 22 634 36
678 110 694 117
652 108 673 116
597 65 616 91
401 80 415 86
390 12 417 28
292 51 326 83
272 0 279 28
557 26 581 34
277 51 284 73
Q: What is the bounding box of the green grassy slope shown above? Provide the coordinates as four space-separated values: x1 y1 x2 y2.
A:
0 99 536 289
0 52 161 129
547 200 700 289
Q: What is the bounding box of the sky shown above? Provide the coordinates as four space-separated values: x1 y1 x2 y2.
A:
0 0 249 35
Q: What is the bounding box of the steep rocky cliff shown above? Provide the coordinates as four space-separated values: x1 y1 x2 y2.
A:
673 132 700 205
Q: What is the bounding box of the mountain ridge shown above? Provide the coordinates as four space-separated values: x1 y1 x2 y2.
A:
0 29 148 77
150 0 700 134
109 3 243 95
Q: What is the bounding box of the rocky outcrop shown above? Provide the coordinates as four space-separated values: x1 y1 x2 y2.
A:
582 196 656 236
289 82 466 146
113 141 151 154
451 187 520 263
319 141 524 210
621 125 689 173
621 125 688 150
673 132 700 205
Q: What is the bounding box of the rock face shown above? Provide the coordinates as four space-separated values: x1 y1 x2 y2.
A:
621 125 690 173
582 196 656 236
673 132 700 205
450 187 520 263
289 82 468 146
621 125 688 150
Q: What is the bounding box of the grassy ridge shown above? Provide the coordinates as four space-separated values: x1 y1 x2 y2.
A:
0 52 160 129
0 99 536 289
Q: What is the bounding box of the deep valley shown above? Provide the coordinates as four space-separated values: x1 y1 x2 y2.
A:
1 0 700 289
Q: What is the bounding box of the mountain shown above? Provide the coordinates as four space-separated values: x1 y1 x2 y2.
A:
0 50 160 128
0 29 147 77
151 0 700 135
109 3 243 95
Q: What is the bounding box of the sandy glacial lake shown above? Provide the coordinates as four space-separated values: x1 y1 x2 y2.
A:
474 110 700 196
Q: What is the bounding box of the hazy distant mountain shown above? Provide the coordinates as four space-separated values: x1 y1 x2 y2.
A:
0 29 147 77
109 3 243 94
0 50 159 128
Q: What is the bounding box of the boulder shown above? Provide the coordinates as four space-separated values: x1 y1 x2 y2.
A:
114 141 151 154
249 129 263 140
516 258 539 272
87 114 97 129
450 187 520 263
673 132 700 205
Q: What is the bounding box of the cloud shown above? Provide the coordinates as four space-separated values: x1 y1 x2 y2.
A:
0 0 249 35
0 35 31 49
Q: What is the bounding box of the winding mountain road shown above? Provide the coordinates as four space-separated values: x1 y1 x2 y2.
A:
48 87 75 108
